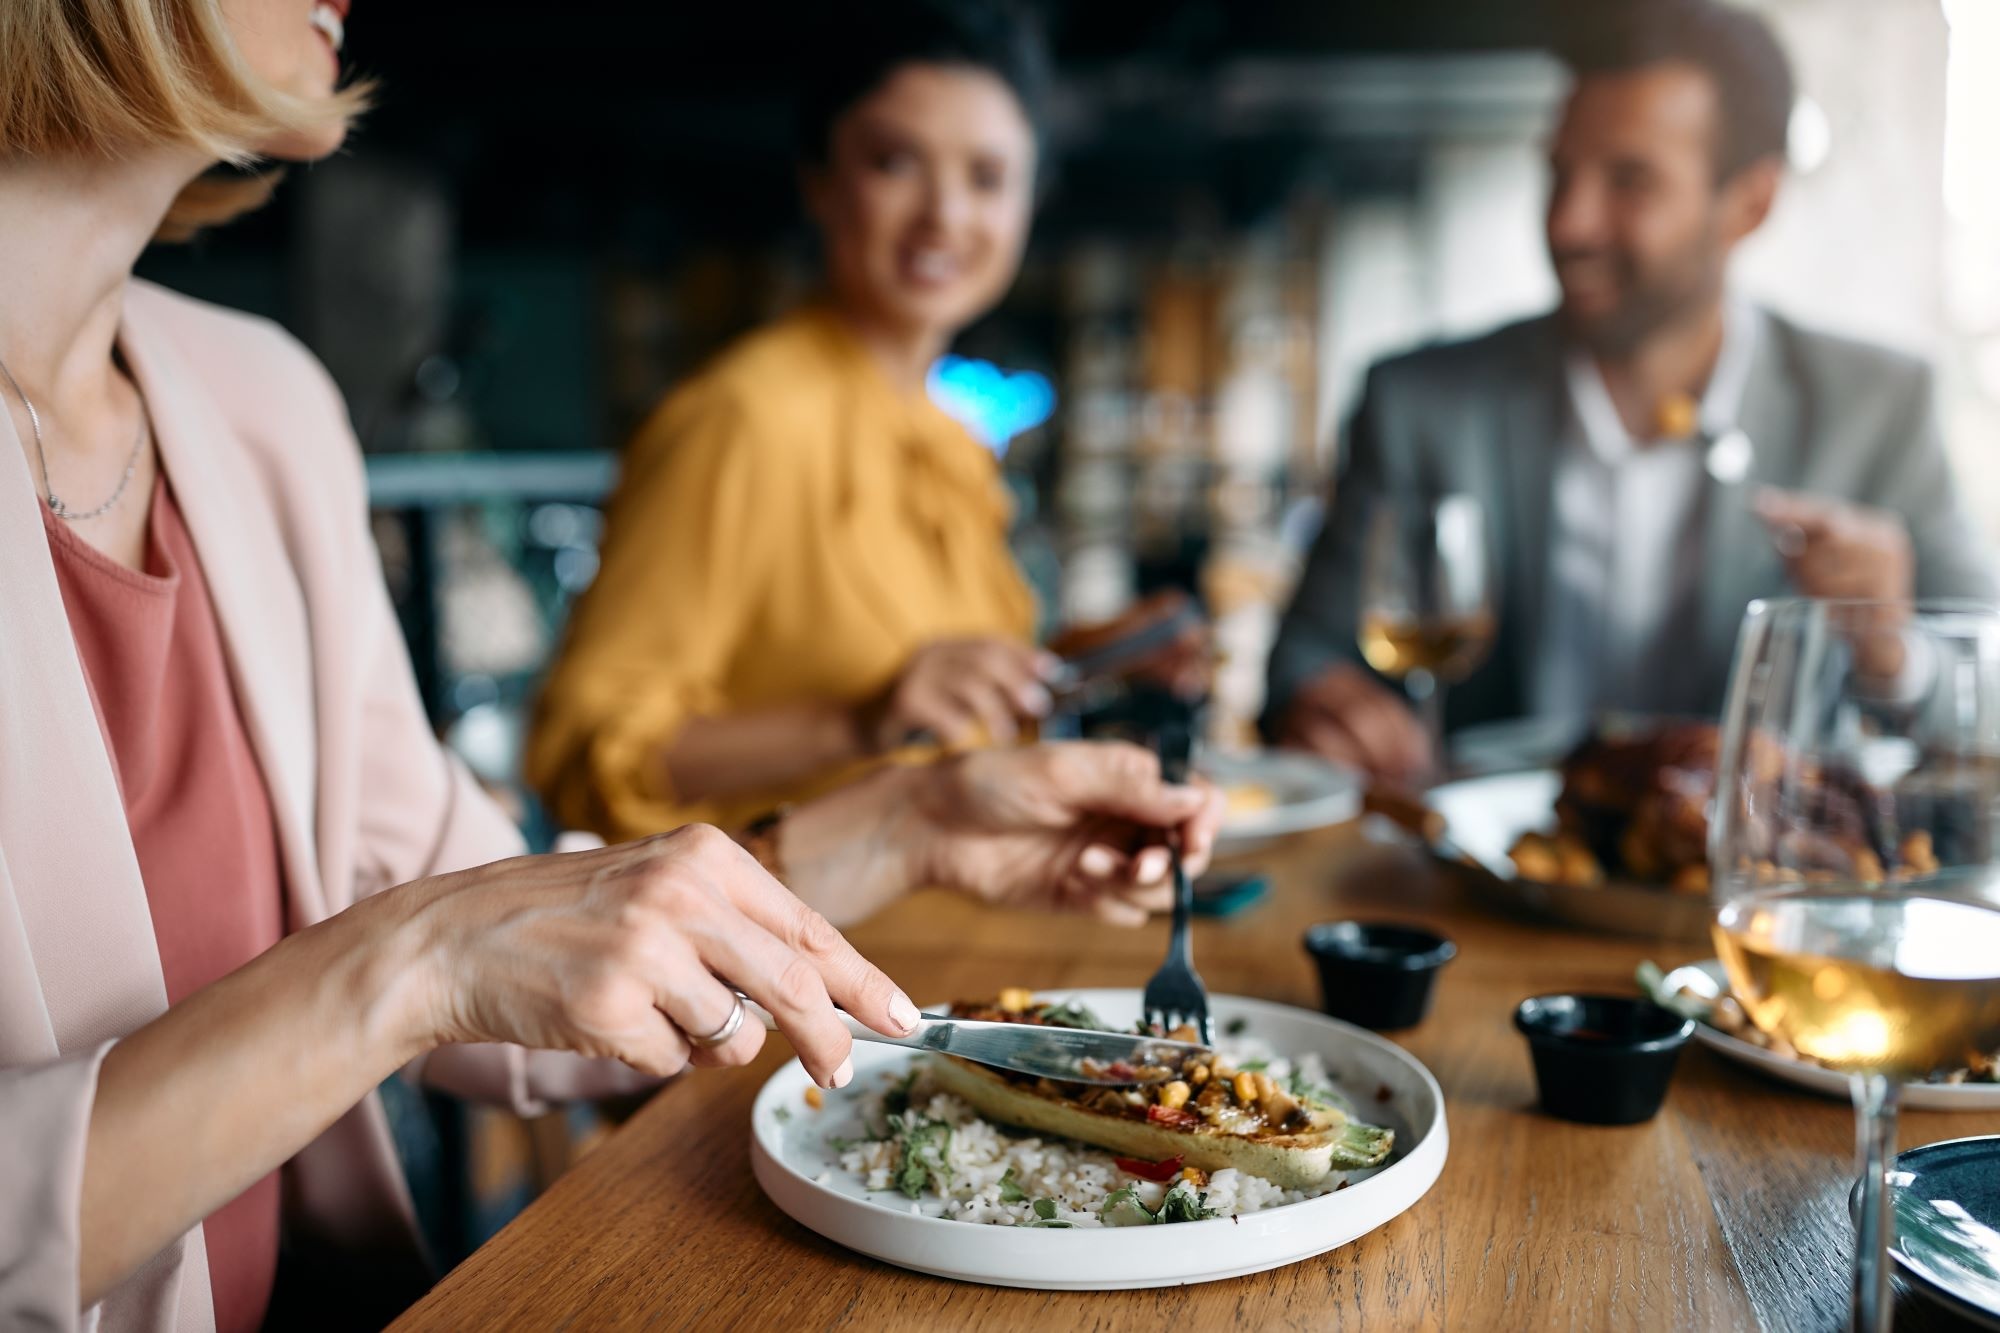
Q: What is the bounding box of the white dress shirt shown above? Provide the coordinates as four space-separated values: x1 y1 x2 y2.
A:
1529 300 1762 724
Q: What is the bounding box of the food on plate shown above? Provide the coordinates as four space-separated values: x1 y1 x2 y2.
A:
1502 723 1721 892
1640 962 1998 1086
1495 716 1985 895
931 1000 1392 1191
830 996 1396 1226
1223 781 1277 818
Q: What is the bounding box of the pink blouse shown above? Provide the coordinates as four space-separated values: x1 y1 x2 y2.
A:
45 475 285 1333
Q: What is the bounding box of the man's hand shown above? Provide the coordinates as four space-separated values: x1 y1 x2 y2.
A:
1754 488 1915 602
1274 662 1433 783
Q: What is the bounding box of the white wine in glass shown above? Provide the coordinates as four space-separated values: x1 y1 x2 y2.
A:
1714 887 2000 1079
1357 494 1495 772
1359 608 1497 683
1711 599 2000 1332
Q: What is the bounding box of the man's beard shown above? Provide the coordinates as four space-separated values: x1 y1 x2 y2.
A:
1554 245 1724 357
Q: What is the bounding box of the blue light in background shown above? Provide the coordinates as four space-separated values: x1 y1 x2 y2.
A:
927 355 1057 458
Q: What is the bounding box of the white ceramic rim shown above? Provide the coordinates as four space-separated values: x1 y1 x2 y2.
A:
1202 751 1363 852
748 992 1449 1290
1660 961 2000 1111
1691 1024 2000 1111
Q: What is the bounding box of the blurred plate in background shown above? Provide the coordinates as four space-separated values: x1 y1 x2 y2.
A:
1200 749 1363 857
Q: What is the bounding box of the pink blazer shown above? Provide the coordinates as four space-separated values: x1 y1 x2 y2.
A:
0 281 645 1332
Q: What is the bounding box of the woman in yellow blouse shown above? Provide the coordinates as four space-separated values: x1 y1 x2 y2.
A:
532 1 1078 839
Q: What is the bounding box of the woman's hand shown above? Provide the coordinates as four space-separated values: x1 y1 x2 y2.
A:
856 637 1055 751
405 826 919 1088
907 742 1226 925
1047 589 1214 700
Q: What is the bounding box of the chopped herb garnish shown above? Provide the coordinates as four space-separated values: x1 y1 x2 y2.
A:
1092 1180 1220 1226
1026 1197 1073 1228
1097 1186 1158 1228
890 1116 953 1199
883 1070 919 1120
1224 1017 1248 1036
1239 1058 1269 1073
1034 1002 1106 1031
1157 1180 1220 1224
997 1167 1027 1204
773 1106 791 1125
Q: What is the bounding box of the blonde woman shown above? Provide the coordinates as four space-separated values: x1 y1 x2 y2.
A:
0 3 1222 1329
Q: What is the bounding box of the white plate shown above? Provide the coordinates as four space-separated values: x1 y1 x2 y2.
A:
1656 963 2000 1111
1426 770 1713 942
748 991 1448 1290
1200 750 1364 856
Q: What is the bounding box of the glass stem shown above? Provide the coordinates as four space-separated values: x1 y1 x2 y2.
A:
1850 1071 1901 1333
1408 670 1446 779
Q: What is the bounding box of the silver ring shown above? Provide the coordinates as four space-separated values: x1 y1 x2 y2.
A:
687 993 746 1049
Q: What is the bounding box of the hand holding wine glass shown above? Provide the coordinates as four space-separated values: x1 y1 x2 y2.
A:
1710 598 2000 1332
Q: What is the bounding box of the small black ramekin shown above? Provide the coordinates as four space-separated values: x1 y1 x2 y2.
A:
1302 921 1457 1031
1513 994 1696 1125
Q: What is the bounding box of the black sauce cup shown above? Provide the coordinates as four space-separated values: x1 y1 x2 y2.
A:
1513 994 1697 1125
1302 921 1457 1031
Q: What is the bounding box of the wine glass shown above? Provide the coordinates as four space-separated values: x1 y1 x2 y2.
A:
1357 494 1496 775
1710 598 2000 1332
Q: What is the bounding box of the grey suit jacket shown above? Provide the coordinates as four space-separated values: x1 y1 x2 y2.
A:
1263 308 1999 736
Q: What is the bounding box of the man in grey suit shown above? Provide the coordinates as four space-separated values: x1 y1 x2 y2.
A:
1265 0 1996 782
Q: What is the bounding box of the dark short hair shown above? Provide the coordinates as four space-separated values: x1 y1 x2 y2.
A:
794 0 1049 164
1552 0 1795 180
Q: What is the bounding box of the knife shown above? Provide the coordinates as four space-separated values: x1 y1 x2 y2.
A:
738 996 1209 1086
1046 601 1207 706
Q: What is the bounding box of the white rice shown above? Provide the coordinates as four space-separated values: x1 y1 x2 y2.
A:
834 1039 1356 1227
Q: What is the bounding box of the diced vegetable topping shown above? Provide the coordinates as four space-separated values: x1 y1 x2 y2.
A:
1113 1153 1185 1182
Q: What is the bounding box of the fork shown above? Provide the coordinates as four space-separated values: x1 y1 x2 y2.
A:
1141 706 1212 1045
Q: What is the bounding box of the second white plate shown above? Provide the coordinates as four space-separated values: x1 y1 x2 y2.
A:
1201 750 1364 856
1657 962 2000 1111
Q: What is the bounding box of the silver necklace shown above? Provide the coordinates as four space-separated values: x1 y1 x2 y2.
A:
0 350 146 522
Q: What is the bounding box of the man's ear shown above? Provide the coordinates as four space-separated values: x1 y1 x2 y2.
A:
1718 156 1782 246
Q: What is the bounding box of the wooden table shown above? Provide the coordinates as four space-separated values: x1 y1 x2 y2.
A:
393 827 1997 1330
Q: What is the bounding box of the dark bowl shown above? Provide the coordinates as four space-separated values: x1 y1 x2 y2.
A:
1513 993 1696 1125
1302 921 1457 1031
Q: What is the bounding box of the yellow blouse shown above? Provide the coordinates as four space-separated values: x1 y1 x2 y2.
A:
528 305 1037 841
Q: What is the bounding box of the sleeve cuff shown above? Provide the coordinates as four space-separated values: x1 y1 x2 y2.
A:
1 1043 115 1331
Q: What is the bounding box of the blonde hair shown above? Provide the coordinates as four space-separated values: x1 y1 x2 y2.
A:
0 0 370 238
